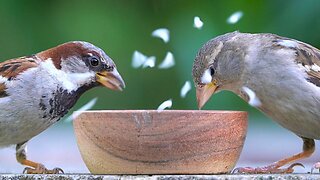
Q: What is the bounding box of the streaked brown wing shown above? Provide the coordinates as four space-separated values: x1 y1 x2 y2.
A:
272 35 320 87
0 56 38 79
0 56 38 97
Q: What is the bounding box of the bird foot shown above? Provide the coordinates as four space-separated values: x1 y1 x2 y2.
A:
23 164 64 174
232 163 304 174
311 162 320 173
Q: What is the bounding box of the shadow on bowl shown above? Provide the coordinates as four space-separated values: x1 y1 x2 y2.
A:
73 110 247 174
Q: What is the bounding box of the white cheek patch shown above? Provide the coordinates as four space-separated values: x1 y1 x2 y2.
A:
40 60 77 91
61 56 88 73
39 60 95 92
242 86 261 107
151 28 170 43
278 40 298 48
201 69 212 84
66 72 95 86
158 52 175 69
157 99 172 111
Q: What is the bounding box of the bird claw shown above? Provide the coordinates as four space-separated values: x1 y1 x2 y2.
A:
311 162 320 173
232 162 304 174
23 164 64 174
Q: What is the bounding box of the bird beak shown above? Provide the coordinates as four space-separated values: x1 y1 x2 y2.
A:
196 80 218 109
96 68 125 91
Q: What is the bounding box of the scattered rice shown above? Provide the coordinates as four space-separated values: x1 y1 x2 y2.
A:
151 28 170 43
180 81 192 98
227 11 243 24
157 99 172 111
142 56 156 68
132 51 148 68
193 16 203 29
158 52 175 69
132 51 156 68
241 86 261 107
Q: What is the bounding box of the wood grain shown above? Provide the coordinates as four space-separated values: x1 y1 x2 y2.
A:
73 110 247 174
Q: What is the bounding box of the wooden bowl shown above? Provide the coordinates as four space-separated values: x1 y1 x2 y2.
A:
73 110 247 174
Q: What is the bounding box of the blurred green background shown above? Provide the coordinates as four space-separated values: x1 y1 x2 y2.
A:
1 0 320 173
0 0 319 120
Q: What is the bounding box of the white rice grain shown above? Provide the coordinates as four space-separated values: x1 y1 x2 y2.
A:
151 28 170 43
227 11 243 24
142 56 156 68
157 99 172 111
242 86 261 107
180 81 192 98
193 16 203 29
132 51 148 68
158 52 175 69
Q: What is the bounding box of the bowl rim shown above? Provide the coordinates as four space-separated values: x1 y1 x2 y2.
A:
73 110 247 114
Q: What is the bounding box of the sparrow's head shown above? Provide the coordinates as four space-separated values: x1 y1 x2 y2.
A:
192 32 246 109
37 41 125 91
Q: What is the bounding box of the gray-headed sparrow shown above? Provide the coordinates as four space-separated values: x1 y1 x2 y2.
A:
192 32 320 173
0 41 125 173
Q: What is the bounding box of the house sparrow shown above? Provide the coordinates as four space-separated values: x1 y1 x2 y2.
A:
0 41 125 174
192 32 320 173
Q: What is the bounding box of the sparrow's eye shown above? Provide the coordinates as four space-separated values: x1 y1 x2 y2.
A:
210 67 215 76
89 56 100 67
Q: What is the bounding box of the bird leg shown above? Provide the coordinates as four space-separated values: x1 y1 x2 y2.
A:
16 142 64 174
233 137 315 174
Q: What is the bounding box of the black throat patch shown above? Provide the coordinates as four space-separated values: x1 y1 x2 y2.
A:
39 83 98 121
